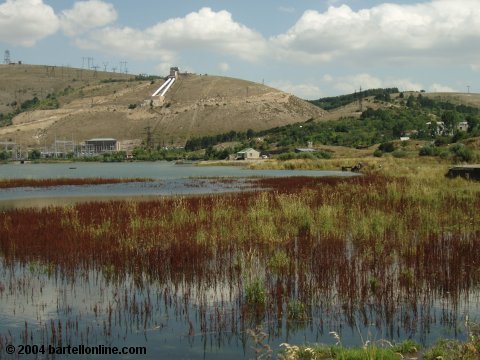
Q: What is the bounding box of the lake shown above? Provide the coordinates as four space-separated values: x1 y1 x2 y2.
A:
0 162 357 209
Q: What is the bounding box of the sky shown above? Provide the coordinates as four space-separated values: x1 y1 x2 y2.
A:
0 0 479 99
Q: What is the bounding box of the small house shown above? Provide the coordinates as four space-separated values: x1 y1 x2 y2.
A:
236 148 260 160
458 121 469 132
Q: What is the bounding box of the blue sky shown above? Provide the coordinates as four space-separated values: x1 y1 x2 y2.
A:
0 0 479 99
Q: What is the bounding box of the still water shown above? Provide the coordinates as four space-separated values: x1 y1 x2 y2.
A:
0 162 357 209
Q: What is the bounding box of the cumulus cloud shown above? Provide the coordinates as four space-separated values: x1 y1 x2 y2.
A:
77 7 267 62
330 73 423 93
218 62 230 72
0 0 59 46
60 0 117 36
269 80 322 99
271 0 480 65
429 83 456 92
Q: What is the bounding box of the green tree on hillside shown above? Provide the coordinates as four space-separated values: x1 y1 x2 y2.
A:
441 110 460 134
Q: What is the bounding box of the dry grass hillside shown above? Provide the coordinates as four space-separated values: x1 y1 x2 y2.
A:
0 64 325 147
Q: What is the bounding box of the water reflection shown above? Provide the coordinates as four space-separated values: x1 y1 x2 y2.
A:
0 232 477 359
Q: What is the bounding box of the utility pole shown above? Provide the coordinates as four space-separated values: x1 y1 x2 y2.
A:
145 126 153 150
358 86 363 112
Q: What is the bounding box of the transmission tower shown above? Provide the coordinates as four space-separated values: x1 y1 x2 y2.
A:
103 62 109 72
4 50 10 64
358 86 364 112
119 61 127 73
92 65 99 78
145 126 153 149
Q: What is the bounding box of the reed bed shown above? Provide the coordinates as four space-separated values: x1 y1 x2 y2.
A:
0 178 154 188
0 171 479 355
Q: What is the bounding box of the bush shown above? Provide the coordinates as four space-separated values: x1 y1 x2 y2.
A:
29 149 41 160
434 136 451 146
378 142 395 153
450 143 474 162
373 149 383 157
277 151 332 161
419 145 436 156
0 151 9 160
392 149 407 158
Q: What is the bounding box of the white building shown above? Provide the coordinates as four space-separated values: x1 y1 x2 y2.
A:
236 148 260 160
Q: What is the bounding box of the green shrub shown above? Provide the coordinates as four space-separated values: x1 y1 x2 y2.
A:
378 142 395 153
373 149 383 157
450 143 474 162
392 149 407 158
419 145 436 156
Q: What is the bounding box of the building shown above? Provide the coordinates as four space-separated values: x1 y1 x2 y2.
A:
236 148 260 160
84 138 120 154
170 67 179 78
458 121 469 132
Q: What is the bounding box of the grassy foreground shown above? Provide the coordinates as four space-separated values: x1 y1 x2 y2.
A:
0 157 479 359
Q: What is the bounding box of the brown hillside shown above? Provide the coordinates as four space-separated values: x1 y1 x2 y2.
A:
0 65 325 147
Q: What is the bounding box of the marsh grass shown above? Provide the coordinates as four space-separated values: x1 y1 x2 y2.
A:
0 159 479 355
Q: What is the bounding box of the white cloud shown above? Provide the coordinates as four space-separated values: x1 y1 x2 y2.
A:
269 80 322 99
271 0 480 65
322 74 334 83
0 0 59 46
155 62 175 76
330 73 423 93
60 0 117 36
334 74 384 94
429 83 456 92
218 62 230 72
77 7 267 63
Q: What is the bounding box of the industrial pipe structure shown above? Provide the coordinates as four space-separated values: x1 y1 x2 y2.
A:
159 77 175 96
152 77 173 97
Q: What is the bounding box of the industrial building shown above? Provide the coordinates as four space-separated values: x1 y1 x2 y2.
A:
84 138 120 154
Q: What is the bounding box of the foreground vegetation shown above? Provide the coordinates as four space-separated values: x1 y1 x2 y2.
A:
0 158 479 358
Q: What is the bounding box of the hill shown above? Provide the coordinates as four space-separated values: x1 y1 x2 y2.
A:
0 64 325 148
184 89 480 160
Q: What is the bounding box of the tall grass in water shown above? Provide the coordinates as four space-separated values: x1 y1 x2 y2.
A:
0 170 479 352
